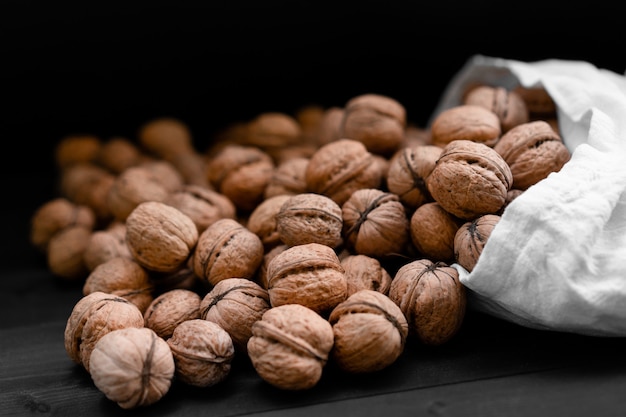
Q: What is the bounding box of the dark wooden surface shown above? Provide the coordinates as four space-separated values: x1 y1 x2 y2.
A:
3 2 626 416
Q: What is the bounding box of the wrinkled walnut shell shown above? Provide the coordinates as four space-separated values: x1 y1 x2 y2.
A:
143 289 202 339
463 85 529 132
431 104 501 148
340 254 392 296
409 202 462 262
454 214 501 272
165 184 237 234
388 259 466 346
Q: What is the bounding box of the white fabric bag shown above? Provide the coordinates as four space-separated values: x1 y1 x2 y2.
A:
430 55 626 337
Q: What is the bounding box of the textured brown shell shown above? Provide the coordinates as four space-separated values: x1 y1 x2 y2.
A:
138 117 194 158
305 138 382 207
167 319 235 387
275 193 344 249
493 120 571 190
200 278 271 353
193 218 264 286
247 303 334 390
47 226 92 280
328 290 408 373
266 243 347 315
463 85 529 132
165 184 236 234
341 188 409 259
264 157 310 199
454 214 501 272
426 140 513 219
247 194 292 250
125 201 199 273
386 145 443 210
83 222 132 271
388 259 466 346
340 254 392 296
431 104 501 147
89 327 175 409
409 202 462 262
143 289 202 339
340 93 407 156
244 112 303 150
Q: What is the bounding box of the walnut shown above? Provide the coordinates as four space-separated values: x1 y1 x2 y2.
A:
206 144 275 213
386 145 443 210
463 85 529 132
247 303 334 390
47 225 92 280
64 291 145 372
59 163 115 221
305 138 383 207
454 214 501 272
89 327 175 409
144 289 202 339
409 202 463 262
256 244 289 290
165 184 237 234
340 254 392 296
314 106 344 146
430 104 501 148
138 117 195 159
82 257 154 313
139 160 185 193
55 134 102 169
426 139 513 220
264 157 310 199
340 93 407 156
247 194 292 250
329 290 408 373
512 86 557 120
493 120 571 190
244 112 303 161
125 201 199 273
388 259 466 346
200 278 271 353
30 197 96 253
83 221 132 271
192 218 264 287
167 319 235 387
266 243 347 316
97 136 143 174
275 192 344 249
341 188 409 259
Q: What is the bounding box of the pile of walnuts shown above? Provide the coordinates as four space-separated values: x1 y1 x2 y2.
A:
30 84 570 409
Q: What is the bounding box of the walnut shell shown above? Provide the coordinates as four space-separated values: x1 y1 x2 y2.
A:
493 120 571 190
329 290 408 373
59 163 115 221
167 319 235 387
264 157 310 199
431 104 501 148
340 93 407 156
144 289 202 339
64 291 145 372
82 257 154 313
315 106 345 146
409 202 463 262
247 303 334 390
454 214 501 272
97 136 143 174
165 184 236 234
89 327 175 409
200 278 271 353
266 243 347 315
340 254 392 296
30 197 96 253
192 218 264 286
305 138 382 207
386 145 443 210
341 188 409 259
463 85 529 132
247 194 292 250
47 225 92 280
388 259 466 346
82 221 133 271
138 117 195 159
244 112 303 159
125 201 199 273
275 193 344 249
512 86 557 120
55 134 102 169
426 139 513 219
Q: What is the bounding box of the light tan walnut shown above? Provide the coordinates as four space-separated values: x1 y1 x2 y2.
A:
47 225 92 281
454 214 501 272
431 104 501 148
409 202 463 262
89 327 175 409
83 221 132 271
247 194 292 250
463 85 529 132
144 289 201 339
247 304 334 390
388 259 466 346
340 254 392 296
165 184 236 234
329 290 408 373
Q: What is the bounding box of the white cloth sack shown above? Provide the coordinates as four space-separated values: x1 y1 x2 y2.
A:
430 55 626 337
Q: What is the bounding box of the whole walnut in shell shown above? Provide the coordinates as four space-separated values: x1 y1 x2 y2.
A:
125 201 199 273
388 259 466 346
165 184 237 234
247 194 292 250
430 104 501 148
143 289 201 339
275 192 344 249
329 290 408 373
454 214 501 272
264 157 310 199
426 139 513 220
167 319 235 387
340 254 392 296
463 85 529 132
200 278 271 353
244 112 303 160
341 188 409 259
493 120 571 190
47 225 92 280
266 243 347 316
410 202 463 262
305 138 383 207
247 303 334 390
83 221 132 271
89 327 175 409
